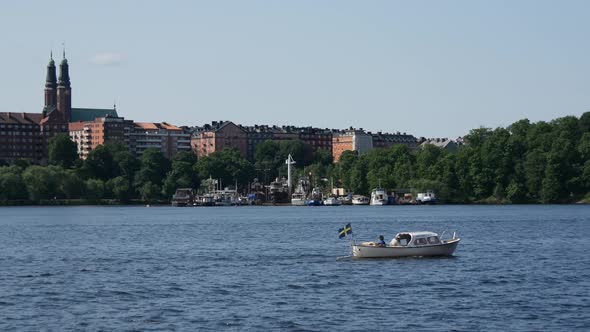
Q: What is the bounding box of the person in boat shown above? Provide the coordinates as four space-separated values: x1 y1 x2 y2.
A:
377 235 386 247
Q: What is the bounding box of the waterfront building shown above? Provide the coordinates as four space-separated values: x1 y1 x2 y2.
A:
191 121 248 159
129 122 191 158
332 128 373 162
69 115 134 159
0 112 44 162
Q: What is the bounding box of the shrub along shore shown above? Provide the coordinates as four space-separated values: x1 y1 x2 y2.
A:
1 113 589 205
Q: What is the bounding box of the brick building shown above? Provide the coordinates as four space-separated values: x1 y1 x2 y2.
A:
69 116 134 159
242 124 332 161
191 121 248 159
0 113 44 162
332 128 374 162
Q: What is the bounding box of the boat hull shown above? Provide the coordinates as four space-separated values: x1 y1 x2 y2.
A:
352 239 460 258
291 199 306 206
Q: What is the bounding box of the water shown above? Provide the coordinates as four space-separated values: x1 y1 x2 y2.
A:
0 205 589 331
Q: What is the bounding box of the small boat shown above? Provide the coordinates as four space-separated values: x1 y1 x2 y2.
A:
291 192 307 206
352 231 460 258
370 188 388 205
417 191 436 204
307 187 323 206
323 196 341 206
338 195 353 205
352 195 369 205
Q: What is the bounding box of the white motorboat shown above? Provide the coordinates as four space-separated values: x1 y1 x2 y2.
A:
417 191 437 204
352 195 369 205
370 188 388 205
291 192 306 206
323 196 341 206
352 231 460 258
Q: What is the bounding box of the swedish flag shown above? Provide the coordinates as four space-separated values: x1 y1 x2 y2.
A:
338 223 352 239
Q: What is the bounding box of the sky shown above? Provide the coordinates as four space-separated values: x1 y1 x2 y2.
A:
0 0 589 138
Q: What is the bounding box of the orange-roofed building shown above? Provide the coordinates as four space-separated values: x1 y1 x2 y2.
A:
69 116 134 159
129 122 191 158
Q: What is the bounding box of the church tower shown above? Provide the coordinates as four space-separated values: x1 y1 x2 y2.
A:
43 51 57 113
56 49 72 122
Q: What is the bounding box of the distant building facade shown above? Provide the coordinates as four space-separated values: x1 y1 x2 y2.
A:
242 124 332 161
69 116 134 159
129 122 191 158
191 121 248 159
371 131 418 149
419 138 459 152
332 129 373 162
0 113 44 162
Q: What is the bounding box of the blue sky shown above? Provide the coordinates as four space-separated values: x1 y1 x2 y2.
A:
1 0 588 137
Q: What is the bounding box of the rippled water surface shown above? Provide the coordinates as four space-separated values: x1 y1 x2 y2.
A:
1 205 589 331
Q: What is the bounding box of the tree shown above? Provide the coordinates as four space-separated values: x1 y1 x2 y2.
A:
61 170 85 199
22 165 64 201
0 166 28 201
82 145 115 180
139 182 161 202
48 133 78 168
134 148 171 190
107 176 132 202
85 179 106 200
162 152 199 199
195 148 254 190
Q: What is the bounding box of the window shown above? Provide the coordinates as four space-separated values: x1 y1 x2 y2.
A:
427 236 440 244
415 238 427 245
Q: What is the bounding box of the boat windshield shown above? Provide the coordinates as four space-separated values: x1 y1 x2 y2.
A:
427 236 441 244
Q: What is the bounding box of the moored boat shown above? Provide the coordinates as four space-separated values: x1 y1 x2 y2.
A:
351 195 369 205
352 231 460 258
291 192 306 206
370 188 388 205
323 196 341 206
417 191 437 204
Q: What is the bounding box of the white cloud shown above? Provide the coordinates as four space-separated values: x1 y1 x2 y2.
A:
90 53 126 66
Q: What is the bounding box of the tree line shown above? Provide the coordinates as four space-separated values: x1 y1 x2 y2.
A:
0 112 589 204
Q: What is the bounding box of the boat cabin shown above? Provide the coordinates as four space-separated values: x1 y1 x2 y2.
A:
389 232 441 247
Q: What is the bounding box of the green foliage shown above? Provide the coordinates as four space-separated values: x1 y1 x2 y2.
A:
85 179 106 200
61 170 85 199
139 182 161 202
134 149 171 192
48 133 78 168
254 139 314 180
162 152 199 198
22 165 64 201
107 176 132 202
0 166 28 201
194 148 254 189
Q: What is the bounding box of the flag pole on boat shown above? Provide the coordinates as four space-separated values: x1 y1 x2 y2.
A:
338 223 354 257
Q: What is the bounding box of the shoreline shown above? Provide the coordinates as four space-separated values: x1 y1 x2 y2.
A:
0 200 588 207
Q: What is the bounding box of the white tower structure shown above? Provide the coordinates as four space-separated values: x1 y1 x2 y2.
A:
286 154 296 193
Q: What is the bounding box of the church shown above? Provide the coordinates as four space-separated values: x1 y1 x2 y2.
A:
0 51 117 163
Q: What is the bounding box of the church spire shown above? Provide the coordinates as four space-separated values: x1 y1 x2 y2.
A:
44 50 57 111
57 45 72 122
58 46 70 89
